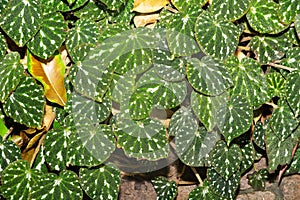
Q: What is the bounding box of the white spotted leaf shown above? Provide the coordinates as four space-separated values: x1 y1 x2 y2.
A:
187 57 233 96
171 0 207 12
285 148 300 175
240 143 255 174
280 47 300 70
210 140 242 180
0 52 24 102
27 12 67 59
266 72 286 98
188 180 225 200
286 71 300 117
101 0 126 10
0 0 42 46
278 0 300 25
3 76 45 128
195 11 241 60
74 0 106 21
253 120 269 150
79 165 121 200
152 177 178 200
0 32 6 61
0 140 21 174
296 14 300 38
1 160 43 200
29 170 83 200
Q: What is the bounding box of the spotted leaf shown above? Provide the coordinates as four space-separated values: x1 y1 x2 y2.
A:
296 14 300 38
266 72 286 98
101 0 126 10
171 0 207 12
286 71 300 118
280 47 300 71
240 143 255 174
74 0 106 21
285 148 300 175
278 0 300 25
152 177 177 200
0 32 6 61
0 140 21 174
188 180 224 200
79 165 121 200
253 120 269 150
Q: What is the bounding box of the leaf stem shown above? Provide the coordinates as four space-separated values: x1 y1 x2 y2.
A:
3 127 13 141
164 5 178 13
268 63 297 72
191 167 203 186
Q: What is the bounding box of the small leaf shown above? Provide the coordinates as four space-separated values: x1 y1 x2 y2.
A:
188 180 224 200
286 71 300 117
278 0 300 25
187 57 232 96
3 76 45 128
0 118 8 137
106 0 134 25
195 11 241 60
253 120 269 150
28 52 67 107
210 140 242 180
0 52 24 102
207 168 240 199
0 32 7 61
133 0 169 13
0 140 21 174
246 0 287 34
30 170 83 200
152 177 177 200
0 0 42 46
1 160 43 200
266 72 286 98
247 169 269 191
217 95 252 145
27 12 67 59
285 148 300 175
79 165 121 200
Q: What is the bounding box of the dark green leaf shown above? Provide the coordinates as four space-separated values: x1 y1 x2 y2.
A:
247 169 269 191
280 47 300 71
152 177 177 200
286 71 300 117
0 140 21 174
74 0 106 21
266 72 286 98
296 14 300 38
0 32 6 61
101 0 126 10
240 143 255 174
171 0 206 12
188 180 224 200
285 148 300 175
253 120 269 150
278 0 300 24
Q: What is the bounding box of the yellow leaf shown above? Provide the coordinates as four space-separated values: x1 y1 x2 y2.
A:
27 51 67 107
134 0 170 13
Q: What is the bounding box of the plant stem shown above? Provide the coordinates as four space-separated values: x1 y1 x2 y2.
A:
268 63 297 72
191 167 203 186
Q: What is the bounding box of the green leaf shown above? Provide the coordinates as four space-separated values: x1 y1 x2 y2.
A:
247 169 269 191
30 170 83 200
171 0 207 12
286 71 300 117
74 0 106 21
31 145 48 173
207 168 240 199
3 76 45 128
266 72 286 98
211 0 251 21
210 140 242 180
166 6 201 56
266 127 299 171
187 57 232 96
240 143 255 174
0 32 6 61
253 120 269 150
226 56 269 107
188 180 224 200
66 19 99 62
278 0 300 24
269 100 298 139
107 0 134 24
280 47 300 70
1 160 43 200
101 0 126 10
246 0 287 34
67 124 115 167
128 88 153 120
27 12 67 59
152 177 177 200
285 27 300 46
79 165 121 200
0 0 42 46
285 148 300 175
41 0 69 13
195 11 241 60
114 114 169 161
296 14 300 38
191 91 227 131
0 118 8 137
0 52 24 102
0 0 9 17
217 95 252 145
0 140 21 174
249 35 291 64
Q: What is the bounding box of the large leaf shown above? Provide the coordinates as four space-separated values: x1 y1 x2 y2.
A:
1 160 43 200
286 71 300 117
3 76 45 128
29 171 83 200
278 0 300 25
211 0 251 21
195 11 241 60
191 91 227 131
0 0 42 46
249 35 291 64
152 177 177 200
0 32 6 61
28 52 67 107
216 95 252 145
133 0 169 13
187 56 232 96
210 140 242 180
246 0 287 34
0 140 21 174
79 165 121 200
225 56 269 107
27 12 67 59
0 52 24 102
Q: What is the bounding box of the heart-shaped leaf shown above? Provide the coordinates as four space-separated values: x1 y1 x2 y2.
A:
29 170 83 200
3 76 45 128
225 56 269 107
210 140 242 180
28 52 67 107
0 52 24 102
152 177 178 200
216 95 252 145
246 0 287 34
79 165 121 200
0 140 21 174
187 56 232 96
266 72 286 98
286 71 300 117
211 0 251 21
0 0 42 46
195 11 241 60
27 12 67 59
1 160 43 200
278 0 300 25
